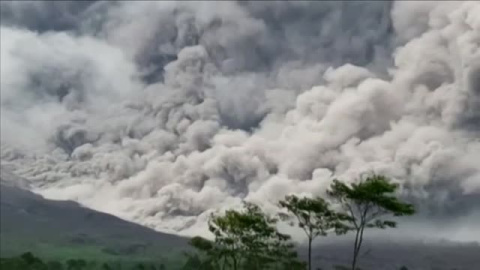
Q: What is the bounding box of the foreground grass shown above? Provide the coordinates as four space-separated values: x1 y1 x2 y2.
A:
1 234 186 269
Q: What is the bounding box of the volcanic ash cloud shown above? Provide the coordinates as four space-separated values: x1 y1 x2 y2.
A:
0 1 479 238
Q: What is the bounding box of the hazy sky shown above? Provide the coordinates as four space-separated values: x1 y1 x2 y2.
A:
1 1 479 241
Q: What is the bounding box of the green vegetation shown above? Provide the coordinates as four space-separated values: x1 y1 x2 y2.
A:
1 174 418 270
185 174 415 270
327 174 415 270
184 202 305 270
0 233 185 268
0 252 169 270
279 195 343 270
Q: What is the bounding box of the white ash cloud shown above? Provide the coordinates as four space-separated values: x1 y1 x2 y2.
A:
1 1 479 240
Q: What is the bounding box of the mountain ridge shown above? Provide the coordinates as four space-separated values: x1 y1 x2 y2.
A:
0 173 189 260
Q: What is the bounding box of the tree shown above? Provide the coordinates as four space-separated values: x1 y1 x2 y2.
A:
66 259 86 270
67 259 76 270
102 263 113 270
327 174 415 270
135 263 146 270
190 202 305 270
47 261 64 270
19 252 47 270
183 236 218 270
279 195 342 270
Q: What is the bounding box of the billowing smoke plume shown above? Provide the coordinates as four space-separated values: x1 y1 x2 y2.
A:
1 1 479 240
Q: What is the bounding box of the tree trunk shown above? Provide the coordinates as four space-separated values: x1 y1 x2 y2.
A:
232 255 238 270
351 229 360 270
352 249 358 270
308 237 312 270
221 256 226 270
352 225 366 270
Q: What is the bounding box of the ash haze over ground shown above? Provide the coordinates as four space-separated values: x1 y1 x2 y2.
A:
1 1 480 242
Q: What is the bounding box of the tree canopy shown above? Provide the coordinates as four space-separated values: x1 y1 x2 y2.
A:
188 202 305 270
279 195 343 270
327 174 415 270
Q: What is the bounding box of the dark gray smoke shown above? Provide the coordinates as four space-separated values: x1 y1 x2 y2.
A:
1 1 479 240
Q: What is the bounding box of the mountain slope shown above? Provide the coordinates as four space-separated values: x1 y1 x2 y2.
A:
0 180 188 260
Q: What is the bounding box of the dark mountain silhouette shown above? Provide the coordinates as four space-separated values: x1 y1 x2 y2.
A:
0 173 188 260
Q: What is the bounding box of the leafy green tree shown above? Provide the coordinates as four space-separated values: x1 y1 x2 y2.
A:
77 259 87 270
279 195 342 270
212 202 304 270
86 261 97 270
20 252 38 265
182 251 215 270
327 174 415 270
102 262 113 270
1 256 29 270
66 259 87 270
185 236 219 269
190 202 305 270
134 263 146 270
47 261 64 270
19 252 47 270
67 259 77 270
